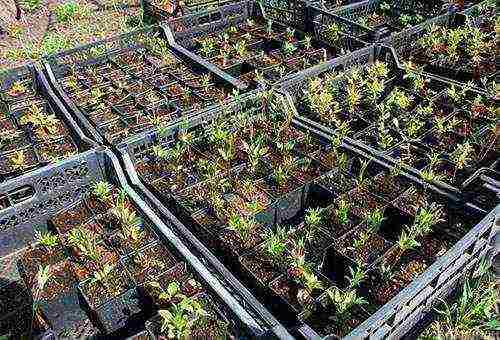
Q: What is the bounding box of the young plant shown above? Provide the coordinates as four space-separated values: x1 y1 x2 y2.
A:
228 214 257 241
93 181 113 202
157 296 208 339
413 202 443 237
324 287 367 318
272 165 290 188
303 35 312 50
365 208 385 233
297 269 324 306
450 142 474 178
34 230 59 250
365 77 384 104
151 145 168 160
91 263 120 296
354 159 370 192
378 260 394 282
282 41 297 57
263 226 288 260
347 81 362 112
29 265 51 338
9 150 27 171
200 37 215 58
266 19 273 36
336 199 350 225
242 137 268 173
347 265 366 289
396 228 420 252
353 230 370 250
119 222 145 252
7 81 27 97
325 22 341 44
303 207 324 241
404 116 425 140
67 227 102 264
387 88 412 114
148 280 186 304
378 128 394 150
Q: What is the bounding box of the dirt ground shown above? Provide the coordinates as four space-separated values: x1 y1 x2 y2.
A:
0 0 142 69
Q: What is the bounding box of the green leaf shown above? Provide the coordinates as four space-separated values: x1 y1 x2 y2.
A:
167 281 180 296
486 319 500 331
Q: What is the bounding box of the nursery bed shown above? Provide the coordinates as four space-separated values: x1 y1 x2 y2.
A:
116 89 498 339
0 64 89 183
0 147 290 339
43 25 245 146
164 0 366 88
280 45 499 200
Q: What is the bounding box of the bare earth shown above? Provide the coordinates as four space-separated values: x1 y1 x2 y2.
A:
0 0 141 69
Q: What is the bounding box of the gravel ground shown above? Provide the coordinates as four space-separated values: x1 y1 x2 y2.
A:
0 0 142 69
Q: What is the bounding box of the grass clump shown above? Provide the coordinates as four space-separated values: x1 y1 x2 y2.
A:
419 261 499 339
54 1 89 23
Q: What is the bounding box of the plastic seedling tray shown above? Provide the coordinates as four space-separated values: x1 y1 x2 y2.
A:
311 0 448 42
115 87 497 339
43 25 246 147
0 144 287 338
163 0 366 88
381 8 497 92
279 44 499 201
460 0 496 27
0 64 90 183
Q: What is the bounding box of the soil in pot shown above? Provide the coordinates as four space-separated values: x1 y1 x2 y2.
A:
321 202 361 239
218 226 263 258
79 264 133 310
124 241 178 285
315 170 356 198
269 274 322 314
302 298 369 338
370 172 409 202
18 243 68 290
50 201 93 235
239 250 283 286
336 224 391 267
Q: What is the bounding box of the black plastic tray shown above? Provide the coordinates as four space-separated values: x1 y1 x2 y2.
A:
115 87 498 339
43 25 247 147
279 44 498 200
0 146 287 338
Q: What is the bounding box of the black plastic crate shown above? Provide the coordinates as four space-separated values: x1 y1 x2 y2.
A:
43 25 246 146
164 0 366 87
279 44 499 201
115 87 498 339
0 146 289 338
146 0 310 29
313 0 449 42
381 9 496 92
0 64 91 183
460 0 495 27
